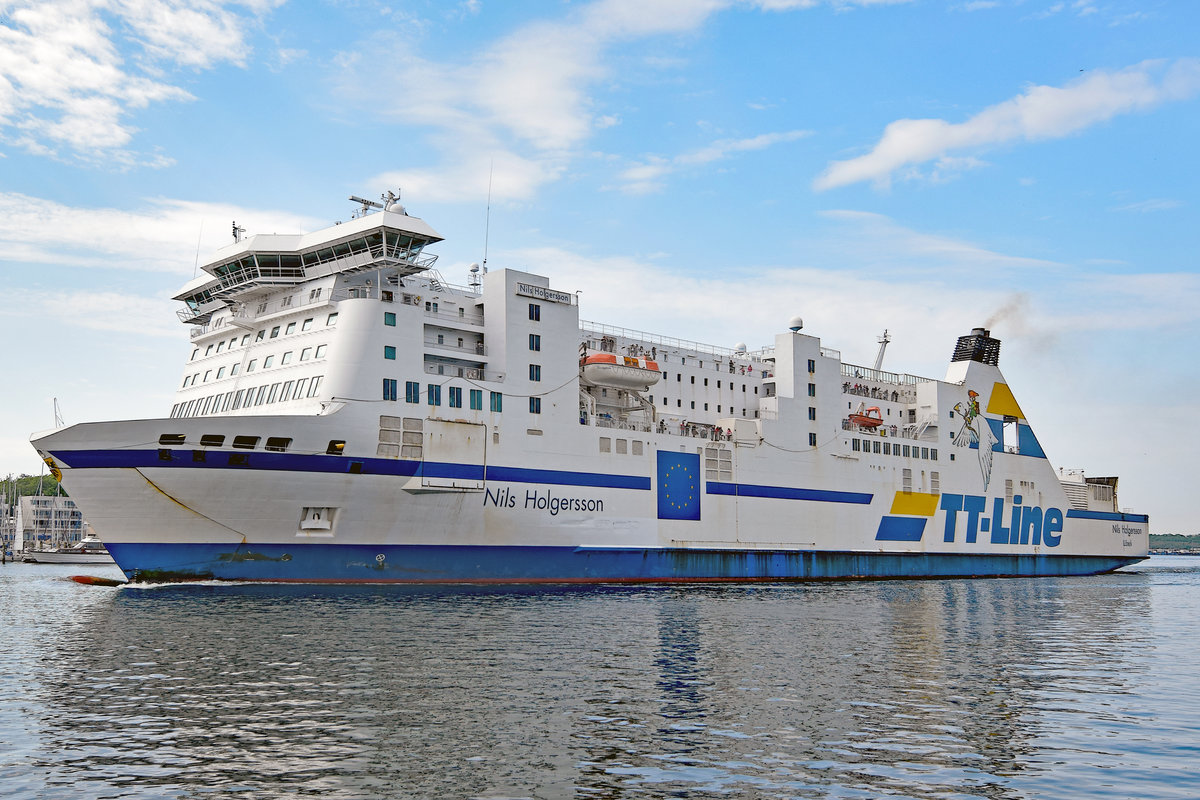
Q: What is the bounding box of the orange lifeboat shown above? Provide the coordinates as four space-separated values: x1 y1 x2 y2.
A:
848 406 883 428
580 352 661 390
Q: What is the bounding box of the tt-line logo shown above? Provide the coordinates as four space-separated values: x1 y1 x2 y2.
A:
938 494 1065 547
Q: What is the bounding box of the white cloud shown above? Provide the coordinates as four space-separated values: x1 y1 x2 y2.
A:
815 59 1200 191
344 0 872 203
0 191 323 273
616 130 811 193
1111 198 1182 213
0 0 280 163
4 288 180 338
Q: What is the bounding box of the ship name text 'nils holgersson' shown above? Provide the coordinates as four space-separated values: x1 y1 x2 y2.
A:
32 194 1148 582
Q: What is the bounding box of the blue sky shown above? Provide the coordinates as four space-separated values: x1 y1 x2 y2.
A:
1 0 1196 533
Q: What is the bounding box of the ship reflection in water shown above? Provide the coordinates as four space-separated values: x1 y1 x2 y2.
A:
6 560 1199 799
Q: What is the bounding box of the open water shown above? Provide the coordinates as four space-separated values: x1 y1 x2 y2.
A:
2 557 1198 800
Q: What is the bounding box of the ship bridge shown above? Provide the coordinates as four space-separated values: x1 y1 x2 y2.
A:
175 205 442 325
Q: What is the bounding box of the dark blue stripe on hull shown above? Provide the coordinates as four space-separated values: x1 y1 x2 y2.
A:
105 542 1145 584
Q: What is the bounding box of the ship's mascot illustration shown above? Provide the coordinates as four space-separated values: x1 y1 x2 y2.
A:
954 389 996 490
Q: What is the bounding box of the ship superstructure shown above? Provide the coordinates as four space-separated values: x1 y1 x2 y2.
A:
31 196 1148 582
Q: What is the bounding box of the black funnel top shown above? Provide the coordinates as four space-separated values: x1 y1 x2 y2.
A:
952 327 1001 365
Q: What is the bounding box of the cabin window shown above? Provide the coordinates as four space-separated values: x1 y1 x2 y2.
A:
247 359 257 372
616 439 627 454
529 397 541 414
203 370 211 382
293 378 308 399
528 303 540 321
308 376 323 397
852 439 860 452
263 355 275 368
190 349 199 361
384 312 396 326
808 359 815 372
326 440 345 455
285 322 296 335
281 352 293 365
599 437 611 453
300 347 312 361
384 346 396 360
200 434 225 447
241 334 250 345
470 389 482 410
808 383 816 397
406 381 420 403
490 392 503 412
270 326 281 339
266 437 292 452
428 384 441 406
529 364 541 382
327 313 338 326
256 330 266 342
216 367 226 379
302 318 313 331
233 435 260 450
315 345 327 359
808 407 816 420
383 379 398 401
267 383 280 404
449 387 462 408
809 433 817 446
205 345 213 356
529 334 541 351
159 433 186 445
216 341 225 353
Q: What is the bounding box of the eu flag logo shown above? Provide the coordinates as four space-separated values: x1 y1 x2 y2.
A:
658 451 700 521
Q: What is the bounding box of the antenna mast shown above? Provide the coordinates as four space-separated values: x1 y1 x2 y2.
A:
873 328 892 371
482 161 493 273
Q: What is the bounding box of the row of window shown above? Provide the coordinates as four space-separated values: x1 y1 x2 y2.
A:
383 380 503 411
170 376 324 418
670 375 760 394
852 438 938 460
183 345 328 388
191 312 338 362
651 395 752 416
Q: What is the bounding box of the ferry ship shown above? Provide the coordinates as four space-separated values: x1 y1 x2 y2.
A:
31 195 1149 583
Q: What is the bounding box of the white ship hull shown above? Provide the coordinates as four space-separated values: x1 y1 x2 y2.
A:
29 200 1148 582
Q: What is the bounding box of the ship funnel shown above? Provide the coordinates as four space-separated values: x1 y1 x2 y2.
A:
951 327 1001 366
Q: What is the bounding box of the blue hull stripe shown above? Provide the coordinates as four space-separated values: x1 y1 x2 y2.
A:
50 449 650 491
104 542 1145 584
707 482 872 504
875 516 927 541
1066 509 1150 523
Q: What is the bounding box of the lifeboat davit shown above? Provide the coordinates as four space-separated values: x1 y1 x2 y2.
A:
848 406 883 428
580 353 661 390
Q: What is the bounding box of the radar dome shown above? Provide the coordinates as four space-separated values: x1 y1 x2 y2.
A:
734 342 748 354
788 315 804 332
